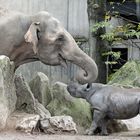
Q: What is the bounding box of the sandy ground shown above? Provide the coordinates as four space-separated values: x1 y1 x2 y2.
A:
0 129 140 140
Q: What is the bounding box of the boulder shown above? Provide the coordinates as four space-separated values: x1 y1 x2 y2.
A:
6 112 40 133
47 82 92 133
15 75 51 119
107 120 128 133
29 72 52 107
0 55 17 130
121 115 140 131
40 116 77 134
16 114 40 133
107 115 140 133
108 61 140 88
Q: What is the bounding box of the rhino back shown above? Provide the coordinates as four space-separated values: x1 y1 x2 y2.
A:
107 86 140 119
90 86 140 119
108 92 139 119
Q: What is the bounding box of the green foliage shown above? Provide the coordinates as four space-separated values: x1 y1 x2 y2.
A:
101 32 122 43
137 23 140 30
102 51 121 65
92 21 112 33
122 0 126 3
102 51 121 60
92 22 140 44
90 0 140 82
92 22 140 78
91 0 140 43
105 61 118 65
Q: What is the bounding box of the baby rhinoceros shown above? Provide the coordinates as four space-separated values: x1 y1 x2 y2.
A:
67 83 140 136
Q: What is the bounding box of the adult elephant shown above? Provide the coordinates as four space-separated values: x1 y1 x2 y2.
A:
0 7 98 84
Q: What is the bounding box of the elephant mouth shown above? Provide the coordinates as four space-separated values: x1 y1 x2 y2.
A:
59 53 68 68
15 57 39 69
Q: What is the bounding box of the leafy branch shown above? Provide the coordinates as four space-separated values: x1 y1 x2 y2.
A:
92 22 140 44
91 21 112 33
102 51 121 65
91 21 140 74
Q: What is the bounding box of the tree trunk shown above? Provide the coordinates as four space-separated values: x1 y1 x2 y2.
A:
87 0 107 83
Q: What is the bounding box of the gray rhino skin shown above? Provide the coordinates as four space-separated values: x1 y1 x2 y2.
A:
67 83 140 135
0 7 98 84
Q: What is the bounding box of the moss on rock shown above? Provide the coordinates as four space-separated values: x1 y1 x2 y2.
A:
47 82 92 132
108 60 140 87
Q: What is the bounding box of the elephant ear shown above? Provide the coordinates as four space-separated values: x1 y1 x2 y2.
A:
24 22 40 54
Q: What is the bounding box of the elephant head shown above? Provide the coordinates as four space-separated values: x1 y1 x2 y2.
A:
24 12 98 84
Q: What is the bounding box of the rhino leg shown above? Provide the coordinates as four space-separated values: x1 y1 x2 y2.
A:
100 119 109 136
86 110 106 135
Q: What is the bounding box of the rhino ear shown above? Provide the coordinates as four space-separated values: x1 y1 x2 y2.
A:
24 22 40 54
86 83 92 91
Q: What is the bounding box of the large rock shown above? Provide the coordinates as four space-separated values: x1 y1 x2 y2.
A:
29 72 52 107
107 120 128 133
0 55 17 130
47 82 92 133
107 116 140 133
40 116 77 134
16 114 40 133
15 75 51 119
6 112 40 133
107 60 140 132
108 61 140 88
121 115 140 131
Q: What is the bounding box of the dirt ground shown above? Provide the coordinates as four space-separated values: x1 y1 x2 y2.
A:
0 129 140 140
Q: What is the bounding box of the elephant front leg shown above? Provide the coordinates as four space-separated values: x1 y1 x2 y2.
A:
86 110 105 135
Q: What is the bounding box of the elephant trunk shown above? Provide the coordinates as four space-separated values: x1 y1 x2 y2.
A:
61 29 98 84
72 48 98 84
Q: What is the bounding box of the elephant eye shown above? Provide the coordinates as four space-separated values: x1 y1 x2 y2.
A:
56 34 65 42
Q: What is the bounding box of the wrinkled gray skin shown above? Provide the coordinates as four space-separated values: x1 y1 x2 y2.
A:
0 8 98 84
67 83 140 135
